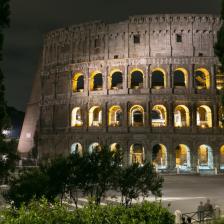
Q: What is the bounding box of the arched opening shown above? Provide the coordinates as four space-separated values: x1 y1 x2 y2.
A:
130 144 144 165
71 143 82 155
195 68 210 90
152 144 167 169
174 68 188 87
90 72 103 91
220 146 224 169
151 105 167 127
196 105 212 128
151 68 166 89
176 144 191 170
198 145 213 169
110 143 122 153
218 106 224 128
108 105 122 127
110 70 123 90
130 105 144 127
72 73 84 92
174 105 190 127
71 107 83 127
88 142 101 153
89 106 102 127
130 69 144 89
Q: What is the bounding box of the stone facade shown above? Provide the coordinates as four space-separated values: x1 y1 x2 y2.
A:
18 14 224 173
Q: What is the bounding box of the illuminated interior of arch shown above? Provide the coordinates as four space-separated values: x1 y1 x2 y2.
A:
89 106 102 127
130 68 144 89
88 142 101 153
71 107 83 127
152 144 167 169
220 145 224 169
218 106 224 128
130 143 144 165
195 68 210 90
176 144 191 169
174 68 188 87
198 144 213 169
108 105 122 127
72 73 84 92
196 105 212 128
110 143 121 153
90 71 103 91
130 105 144 127
216 69 224 90
151 68 166 89
71 143 83 155
174 105 190 127
151 105 167 127
109 69 123 90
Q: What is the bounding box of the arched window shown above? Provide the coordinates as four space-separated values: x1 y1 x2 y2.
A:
174 105 190 127
89 106 102 127
110 70 123 90
130 144 144 165
195 68 210 90
130 105 144 127
196 105 212 128
151 68 166 89
130 69 144 89
71 107 83 127
176 144 191 170
152 144 167 169
110 143 122 153
151 105 167 127
220 146 224 169
71 143 82 155
198 145 213 169
218 106 224 128
90 72 103 91
88 142 101 153
174 68 188 87
72 73 84 92
108 105 122 127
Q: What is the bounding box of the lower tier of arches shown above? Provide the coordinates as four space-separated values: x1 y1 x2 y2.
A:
38 133 224 174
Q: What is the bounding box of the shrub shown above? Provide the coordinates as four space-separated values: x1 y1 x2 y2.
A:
0 199 174 224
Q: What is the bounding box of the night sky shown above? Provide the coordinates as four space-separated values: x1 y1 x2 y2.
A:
2 0 221 111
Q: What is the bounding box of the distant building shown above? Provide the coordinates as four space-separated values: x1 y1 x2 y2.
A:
18 14 224 173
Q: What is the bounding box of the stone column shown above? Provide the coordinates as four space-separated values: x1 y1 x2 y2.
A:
168 102 174 129
191 103 197 132
211 65 217 93
213 104 218 128
145 65 149 89
190 64 195 94
169 64 173 90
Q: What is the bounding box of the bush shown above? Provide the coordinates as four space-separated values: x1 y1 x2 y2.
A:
0 199 174 224
214 219 224 224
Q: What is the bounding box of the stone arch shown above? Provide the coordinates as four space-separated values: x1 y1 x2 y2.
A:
152 144 167 169
198 144 213 169
129 105 144 127
90 71 103 91
130 68 144 89
151 105 167 127
174 105 190 127
108 105 122 127
88 142 101 153
195 68 210 90
89 106 102 127
151 68 166 89
130 143 144 165
71 142 83 155
109 69 123 90
220 145 224 169
175 144 191 169
71 107 83 127
72 73 84 92
196 105 212 128
173 68 188 87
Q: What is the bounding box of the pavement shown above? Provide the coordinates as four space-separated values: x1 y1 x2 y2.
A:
161 175 224 214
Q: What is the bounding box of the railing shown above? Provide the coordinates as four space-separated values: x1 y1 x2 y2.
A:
181 210 216 223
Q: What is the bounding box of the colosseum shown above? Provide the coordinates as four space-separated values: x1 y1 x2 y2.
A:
18 14 224 174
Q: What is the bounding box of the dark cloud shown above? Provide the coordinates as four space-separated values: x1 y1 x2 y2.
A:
3 0 222 111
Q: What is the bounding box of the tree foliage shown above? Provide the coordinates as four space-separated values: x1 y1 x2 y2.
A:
6 146 164 208
0 199 174 224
